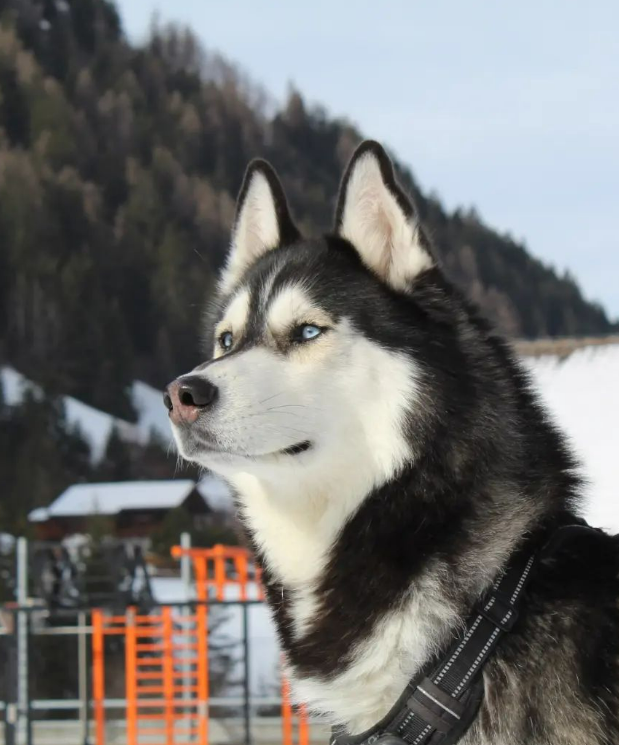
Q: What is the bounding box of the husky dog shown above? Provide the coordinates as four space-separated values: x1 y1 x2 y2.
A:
165 141 619 744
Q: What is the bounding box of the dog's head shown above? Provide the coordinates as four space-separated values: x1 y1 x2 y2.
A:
166 141 463 496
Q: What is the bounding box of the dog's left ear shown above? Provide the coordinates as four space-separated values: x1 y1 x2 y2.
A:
334 141 434 290
220 159 300 293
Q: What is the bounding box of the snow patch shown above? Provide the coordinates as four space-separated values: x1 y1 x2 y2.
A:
131 380 173 444
525 343 619 532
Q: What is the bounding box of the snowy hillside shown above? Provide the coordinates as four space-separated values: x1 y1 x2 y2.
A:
0 367 175 462
1 367 143 462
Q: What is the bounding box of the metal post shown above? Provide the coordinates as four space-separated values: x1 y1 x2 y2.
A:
242 603 252 745
16 537 28 745
78 611 90 745
180 532 192 596
24 614 32 745
5 612 17 745
179 531 192 718
91 610 106 745
125 608 137 745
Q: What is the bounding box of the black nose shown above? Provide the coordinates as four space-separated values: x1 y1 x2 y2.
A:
177 376 218 408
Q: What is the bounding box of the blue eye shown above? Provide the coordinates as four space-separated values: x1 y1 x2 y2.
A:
298 324 322 342
219 331 233 351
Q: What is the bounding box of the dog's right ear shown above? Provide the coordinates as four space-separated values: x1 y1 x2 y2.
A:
220 160 300 294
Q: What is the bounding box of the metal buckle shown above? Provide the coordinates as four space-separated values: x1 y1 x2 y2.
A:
407 677 465 734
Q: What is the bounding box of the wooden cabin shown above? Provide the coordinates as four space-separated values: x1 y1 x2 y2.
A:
28 479 229 540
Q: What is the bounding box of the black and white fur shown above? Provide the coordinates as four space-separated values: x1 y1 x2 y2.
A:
168 141 619 744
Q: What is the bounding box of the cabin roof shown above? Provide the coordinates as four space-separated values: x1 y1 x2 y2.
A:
28 480 205 522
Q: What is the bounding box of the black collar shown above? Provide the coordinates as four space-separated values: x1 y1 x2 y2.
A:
330 523 600 745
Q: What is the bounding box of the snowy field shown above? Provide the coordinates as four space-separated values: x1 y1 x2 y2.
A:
522 343 619 532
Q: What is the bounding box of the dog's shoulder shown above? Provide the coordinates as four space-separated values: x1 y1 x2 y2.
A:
476 528 619 743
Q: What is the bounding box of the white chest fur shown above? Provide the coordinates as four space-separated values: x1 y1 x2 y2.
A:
289 579 458 733
231 471 459 734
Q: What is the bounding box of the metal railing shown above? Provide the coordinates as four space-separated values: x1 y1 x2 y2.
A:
0 541 313 745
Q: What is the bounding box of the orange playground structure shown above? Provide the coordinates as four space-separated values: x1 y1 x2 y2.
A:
91 545 309 745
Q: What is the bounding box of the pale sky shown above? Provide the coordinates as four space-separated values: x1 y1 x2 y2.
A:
117 1 619 318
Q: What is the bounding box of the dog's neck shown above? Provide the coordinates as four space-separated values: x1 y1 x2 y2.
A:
230 461 544 733
230 457 384 588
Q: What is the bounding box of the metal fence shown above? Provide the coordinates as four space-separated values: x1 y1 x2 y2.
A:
0 540 322 745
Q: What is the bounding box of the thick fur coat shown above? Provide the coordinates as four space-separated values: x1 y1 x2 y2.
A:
167 141 619 744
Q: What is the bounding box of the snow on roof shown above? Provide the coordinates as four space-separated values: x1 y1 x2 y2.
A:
28 480 202 521
28 508 49 523
525 341 619 533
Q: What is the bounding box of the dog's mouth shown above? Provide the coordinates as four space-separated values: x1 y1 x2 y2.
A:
181 435 312 461
279 441 312 456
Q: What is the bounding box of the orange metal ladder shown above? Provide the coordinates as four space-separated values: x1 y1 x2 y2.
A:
92 545 310 745
171 544 309 745
92 607 208 745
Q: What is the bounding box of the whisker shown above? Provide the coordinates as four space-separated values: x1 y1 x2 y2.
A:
256 392 287 406
267 403 325 413
262 409 311 421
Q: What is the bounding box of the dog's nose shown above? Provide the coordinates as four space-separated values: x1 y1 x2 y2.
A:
178 376 218 407
164 376 218 424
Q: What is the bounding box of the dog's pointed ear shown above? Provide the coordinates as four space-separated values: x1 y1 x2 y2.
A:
334 141 434 290
220 160 300 293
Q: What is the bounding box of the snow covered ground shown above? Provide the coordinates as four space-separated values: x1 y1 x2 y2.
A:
131 379 175 443
524 342 619 532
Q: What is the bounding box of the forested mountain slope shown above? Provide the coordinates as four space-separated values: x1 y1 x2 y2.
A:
0 0 615 420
